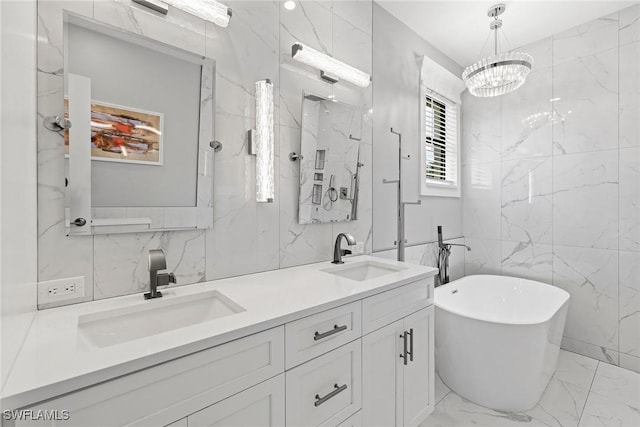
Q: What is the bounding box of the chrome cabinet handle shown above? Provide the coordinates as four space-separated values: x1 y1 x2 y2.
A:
314 383 348 407
400 331 408 365
407 328 414 362
314 324 347 341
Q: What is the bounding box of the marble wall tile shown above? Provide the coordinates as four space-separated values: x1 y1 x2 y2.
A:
205 1 279 120
620 353 640 374
553 245 619 352
620 148 640 251
619 251 640 358
332 13 371 75
561 336 619 365
279 0 332 65
93 230 206 300
93 0 206 55
501 241 553 284
501 157 553 244
501 69 552 161
464 238 501 276
619 42 639 149
620 4 640 46
461 92 501 165
462 161 501 240
37 72 94 307
553 12 619 65
278 125 334 268
36 0 93 76
517 36 552 71
205 113 280 280
552 49 618 155
332 0 372 36
553 150 618 250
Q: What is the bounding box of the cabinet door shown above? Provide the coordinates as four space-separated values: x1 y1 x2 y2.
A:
361 319 404 427
402 307 434 427
187 374 285 427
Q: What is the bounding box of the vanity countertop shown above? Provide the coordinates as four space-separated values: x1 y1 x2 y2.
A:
1 255 437 409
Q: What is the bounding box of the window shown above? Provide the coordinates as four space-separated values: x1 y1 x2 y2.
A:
420 86 460 197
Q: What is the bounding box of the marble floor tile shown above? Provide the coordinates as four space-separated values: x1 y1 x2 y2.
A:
578 391 640 427
423 351 640 427
589 363 640 410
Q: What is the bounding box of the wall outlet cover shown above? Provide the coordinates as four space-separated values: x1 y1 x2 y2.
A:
38 276 86 305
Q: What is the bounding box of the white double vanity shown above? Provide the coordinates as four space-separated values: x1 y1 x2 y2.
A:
2 256 437 427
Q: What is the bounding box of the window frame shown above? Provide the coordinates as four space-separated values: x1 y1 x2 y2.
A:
419 84 461 198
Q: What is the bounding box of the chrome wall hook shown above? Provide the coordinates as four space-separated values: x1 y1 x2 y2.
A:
44 116 72 132
289 152 304 161
210 140 223 152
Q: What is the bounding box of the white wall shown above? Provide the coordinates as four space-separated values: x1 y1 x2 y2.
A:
371 4 465 277
36 0 373 303
0 0 38 388
462 5 640 372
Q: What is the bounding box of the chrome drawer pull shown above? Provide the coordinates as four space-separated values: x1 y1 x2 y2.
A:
314 383 348 407
314 324 347 341
408 328 414 362
400 331 408 365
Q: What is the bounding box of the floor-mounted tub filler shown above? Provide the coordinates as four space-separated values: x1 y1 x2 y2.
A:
435 275 570 412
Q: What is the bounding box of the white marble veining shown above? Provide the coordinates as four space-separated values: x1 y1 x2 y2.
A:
501 241 553 284
619 148 640 251
463 238 501 276
552 49 618 155
553 245 619 353
501 70 553 161
552 13 619 66
462 161 501 240
552 151 618 250
561 336 620 366
619 251 640 359
501 157 553 244
619 4 640 46
461 93 501 165
619 42 639 149
423 350 640 427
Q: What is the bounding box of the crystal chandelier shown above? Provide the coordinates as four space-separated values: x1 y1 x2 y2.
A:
462 4 533 97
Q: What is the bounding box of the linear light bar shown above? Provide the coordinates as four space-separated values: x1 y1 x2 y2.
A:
163 0 231 28
291 42 371 88
252 79 275 203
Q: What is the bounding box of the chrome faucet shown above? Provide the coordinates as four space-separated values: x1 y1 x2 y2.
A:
145 249 176 299
436 226 471 287
332 233 356 264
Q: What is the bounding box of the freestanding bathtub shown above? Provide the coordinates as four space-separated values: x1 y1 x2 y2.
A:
435 275 570 412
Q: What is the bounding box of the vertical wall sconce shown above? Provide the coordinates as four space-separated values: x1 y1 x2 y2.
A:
249 79 275 203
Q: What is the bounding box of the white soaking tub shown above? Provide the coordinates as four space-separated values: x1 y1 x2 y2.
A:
435 275 570 412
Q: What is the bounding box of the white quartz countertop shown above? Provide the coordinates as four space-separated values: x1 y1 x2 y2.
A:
1 255 436 409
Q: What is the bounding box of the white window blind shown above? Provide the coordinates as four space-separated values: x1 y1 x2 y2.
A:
424 90 458 187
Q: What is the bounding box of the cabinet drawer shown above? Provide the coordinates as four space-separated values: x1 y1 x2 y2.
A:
337 410 362 427
188 374 285 427
362 279 431 334
285 301 361 369
286 340 362 427
18 327 284 427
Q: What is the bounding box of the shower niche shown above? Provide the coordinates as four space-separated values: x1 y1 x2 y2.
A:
297 93 363 224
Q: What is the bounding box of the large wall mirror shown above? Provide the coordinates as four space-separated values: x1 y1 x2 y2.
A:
298 93 363 224
61 12 215 236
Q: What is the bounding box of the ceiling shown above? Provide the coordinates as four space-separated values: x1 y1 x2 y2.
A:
376 0 637 67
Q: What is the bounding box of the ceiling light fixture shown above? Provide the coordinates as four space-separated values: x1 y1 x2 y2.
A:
462 3 533 97
162 0 232 28
284 1 296 11
291 42 371 88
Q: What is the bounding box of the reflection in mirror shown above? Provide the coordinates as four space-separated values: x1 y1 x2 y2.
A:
63 13 214 235
298 93 363 224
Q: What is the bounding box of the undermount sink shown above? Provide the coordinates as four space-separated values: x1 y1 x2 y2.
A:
323 260 406 282
78 290 245 348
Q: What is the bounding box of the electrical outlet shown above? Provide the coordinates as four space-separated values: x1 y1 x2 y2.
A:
354 241 365 255
38 276 85 305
